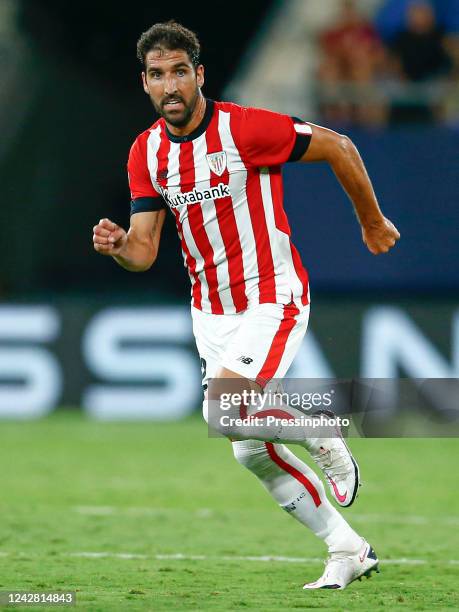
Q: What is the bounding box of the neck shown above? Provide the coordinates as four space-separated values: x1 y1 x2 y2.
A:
165 94 206 137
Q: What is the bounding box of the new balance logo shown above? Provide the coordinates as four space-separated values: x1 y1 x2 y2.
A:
237 356 253 365
157 182 230 209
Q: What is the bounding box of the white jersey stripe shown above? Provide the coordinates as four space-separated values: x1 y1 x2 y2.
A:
169 142 211 311
259 168 293 303
146 126 162 188
192 135 235 313
218 110 260 306
166 141 194 290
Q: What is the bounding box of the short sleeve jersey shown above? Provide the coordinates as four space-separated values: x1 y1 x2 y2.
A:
127 100 312 314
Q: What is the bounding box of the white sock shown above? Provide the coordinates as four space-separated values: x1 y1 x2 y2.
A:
232 439 362 553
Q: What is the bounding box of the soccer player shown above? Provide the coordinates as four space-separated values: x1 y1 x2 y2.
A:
92 21 400 590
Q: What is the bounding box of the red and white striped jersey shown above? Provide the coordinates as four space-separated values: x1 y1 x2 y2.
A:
128 99 312 315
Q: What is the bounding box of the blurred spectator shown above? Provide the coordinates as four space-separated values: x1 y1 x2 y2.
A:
387 1 454 123
391 2 452 80
317 0 387 127
376 0 459 42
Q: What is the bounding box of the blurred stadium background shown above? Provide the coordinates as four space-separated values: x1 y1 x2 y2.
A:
1 0 458 420
0 0 459 608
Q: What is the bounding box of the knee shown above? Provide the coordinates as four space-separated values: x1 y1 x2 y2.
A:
206 375 251 438
203 397 239 438
206 395 243 438
208 409 239 438
232 440 279 479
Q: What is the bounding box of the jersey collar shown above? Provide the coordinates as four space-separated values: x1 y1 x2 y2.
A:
164 99 214 143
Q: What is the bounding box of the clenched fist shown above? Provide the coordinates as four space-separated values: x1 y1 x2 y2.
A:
362 216 400 255
93 218 127 256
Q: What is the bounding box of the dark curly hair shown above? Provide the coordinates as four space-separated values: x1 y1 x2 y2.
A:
136 20 201 68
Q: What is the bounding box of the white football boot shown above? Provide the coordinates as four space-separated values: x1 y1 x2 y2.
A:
306 410 360 507
264 384 360 507
303 539 379 590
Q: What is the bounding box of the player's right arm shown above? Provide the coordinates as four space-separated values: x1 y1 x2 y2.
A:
92 210 166 271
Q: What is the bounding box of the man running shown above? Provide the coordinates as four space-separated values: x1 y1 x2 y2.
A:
92 21 399 590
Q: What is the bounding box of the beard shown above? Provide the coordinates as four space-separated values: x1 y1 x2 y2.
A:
153 87 200 128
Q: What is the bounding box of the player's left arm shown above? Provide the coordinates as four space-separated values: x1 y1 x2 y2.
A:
300 124 400 255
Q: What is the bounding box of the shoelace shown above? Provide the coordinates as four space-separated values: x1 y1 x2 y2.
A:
314 447 351 480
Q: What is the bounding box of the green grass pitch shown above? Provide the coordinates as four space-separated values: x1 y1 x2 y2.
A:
0 412 458 610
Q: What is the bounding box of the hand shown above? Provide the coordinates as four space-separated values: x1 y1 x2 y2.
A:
362 216 400 255
93 218 127 256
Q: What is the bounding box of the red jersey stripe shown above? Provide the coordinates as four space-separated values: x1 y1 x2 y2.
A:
206 118 248 312
179 141 223 314
157 131 202 309
245 169 277 303
290 243 309 306
173 208 202 309
269 169 291 236
267 169 309 306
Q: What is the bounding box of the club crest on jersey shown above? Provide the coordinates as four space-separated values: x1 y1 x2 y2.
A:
206 151 227 176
